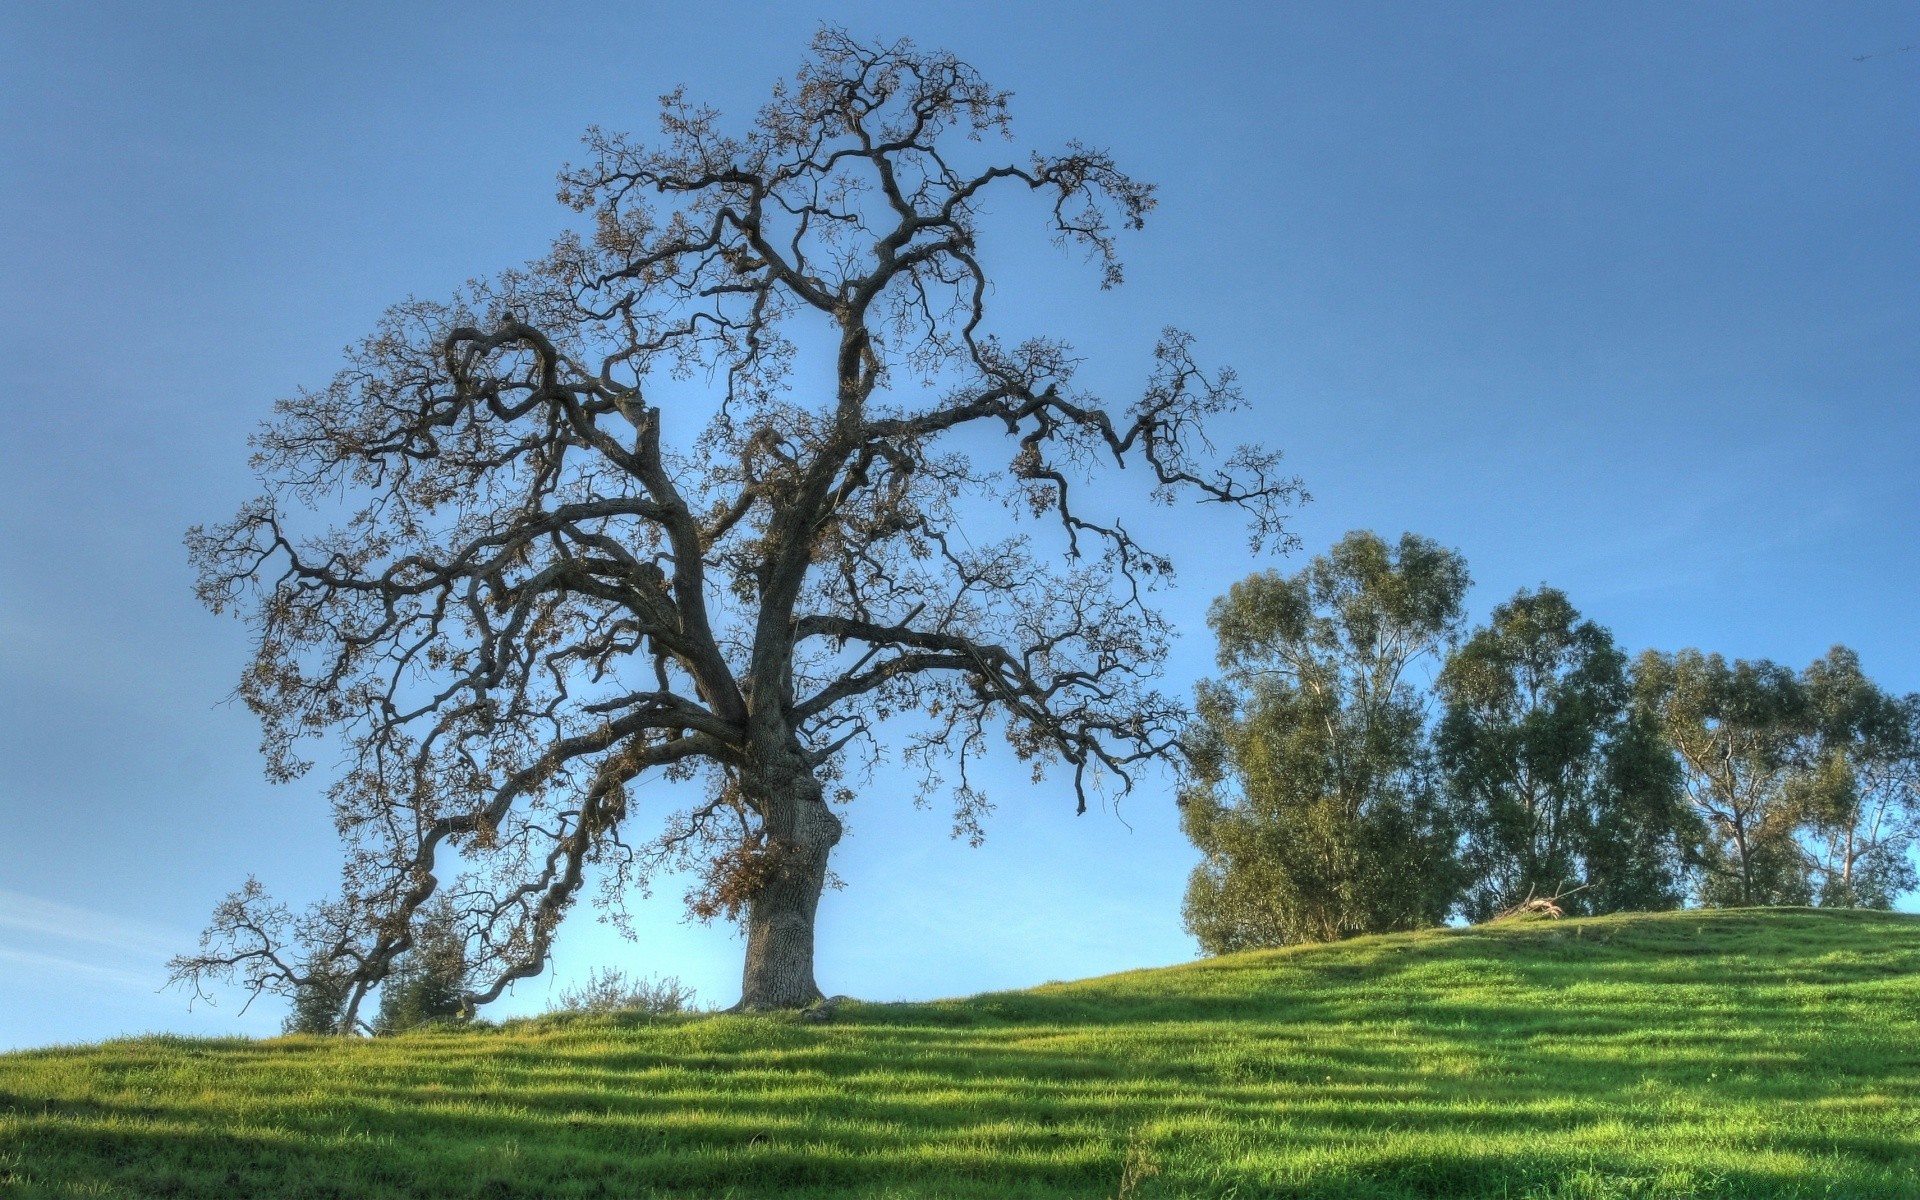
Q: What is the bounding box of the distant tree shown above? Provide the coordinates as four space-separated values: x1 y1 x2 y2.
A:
168 29 1298 1022
1583 700 1701 914
1795 646 1920 909
1181 532 1468 952
1436 588 1690 920
282 962 351 1036
1633 650 1811 907
374 902 470 1034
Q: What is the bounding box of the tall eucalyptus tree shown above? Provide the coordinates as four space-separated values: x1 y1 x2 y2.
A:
1796 647 1920 908
1633 650 1811 907
1181 532 1466 951
1436 588 1689 920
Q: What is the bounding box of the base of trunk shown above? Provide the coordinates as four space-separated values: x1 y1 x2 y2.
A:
734 775 842 1010
735 902 826 1012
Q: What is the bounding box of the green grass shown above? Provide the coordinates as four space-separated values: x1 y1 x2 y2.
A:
3 909 1917 1198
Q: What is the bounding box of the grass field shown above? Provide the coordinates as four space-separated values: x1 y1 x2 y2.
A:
2 908 1916 1198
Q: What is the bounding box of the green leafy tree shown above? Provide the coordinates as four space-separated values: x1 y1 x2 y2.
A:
1584 701 1701 914
1633 650 1811 907
1436 588 1690 920
1795 646 1920 909
282 962 351 1035
1181 531 1469 952
374 904 470 1034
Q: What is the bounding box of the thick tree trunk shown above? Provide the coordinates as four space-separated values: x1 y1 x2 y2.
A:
736 762 843 1011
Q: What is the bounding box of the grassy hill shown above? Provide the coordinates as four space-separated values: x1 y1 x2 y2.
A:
2 908 1916 1199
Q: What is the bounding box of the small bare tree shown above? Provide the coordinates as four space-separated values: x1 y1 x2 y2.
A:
170 29 1298 1020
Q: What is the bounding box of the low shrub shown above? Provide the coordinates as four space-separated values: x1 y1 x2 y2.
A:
554 968 697 1016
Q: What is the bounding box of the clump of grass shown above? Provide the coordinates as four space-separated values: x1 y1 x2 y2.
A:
1 908 1916 1198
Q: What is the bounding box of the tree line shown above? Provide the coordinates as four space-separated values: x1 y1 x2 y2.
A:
1181 531 1920 953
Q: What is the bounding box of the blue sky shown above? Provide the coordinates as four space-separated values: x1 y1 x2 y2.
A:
1 1 1914 1050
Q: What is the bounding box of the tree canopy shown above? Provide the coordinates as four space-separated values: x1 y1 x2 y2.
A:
1180 531 1467 952
1797 647 1920 908
170 29 1299 1020
1633 650 1816 907
1181 546 1920 951
1633 646 1920 910
1436 588 1690 920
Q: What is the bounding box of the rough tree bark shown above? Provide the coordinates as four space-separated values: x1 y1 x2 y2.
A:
729 720 846 1010
737 764 842 1010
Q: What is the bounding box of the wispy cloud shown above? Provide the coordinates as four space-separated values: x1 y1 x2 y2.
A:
0 944 156 991
0 889 184 994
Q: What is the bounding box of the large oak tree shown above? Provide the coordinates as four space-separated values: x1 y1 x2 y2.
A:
170 30 1298 1022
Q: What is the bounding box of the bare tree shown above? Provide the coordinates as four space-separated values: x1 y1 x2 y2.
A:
170 29 1299 1019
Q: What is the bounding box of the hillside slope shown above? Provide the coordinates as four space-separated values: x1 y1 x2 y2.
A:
2 909 1916 1199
